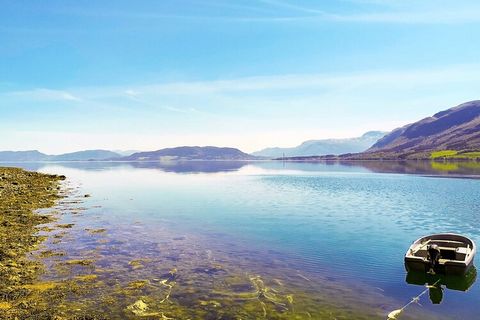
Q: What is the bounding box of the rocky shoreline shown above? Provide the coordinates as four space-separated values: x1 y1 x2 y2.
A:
0 167 65 318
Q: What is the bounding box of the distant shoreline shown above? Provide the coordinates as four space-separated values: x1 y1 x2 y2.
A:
2 159 480 180
1 158 479 163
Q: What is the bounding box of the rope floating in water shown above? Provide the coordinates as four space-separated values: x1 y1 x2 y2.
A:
387 279 441 320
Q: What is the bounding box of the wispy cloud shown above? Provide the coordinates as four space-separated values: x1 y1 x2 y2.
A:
4 64 480 105
7 0 479 26
3 64 479 124
2 65 479 153
334 9 480 24
261 0 480 24
66 63 480 98
259 0 328 14
6 88 81 101
163 106 205 115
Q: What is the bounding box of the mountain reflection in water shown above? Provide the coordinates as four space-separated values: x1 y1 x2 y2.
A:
2 160 480 177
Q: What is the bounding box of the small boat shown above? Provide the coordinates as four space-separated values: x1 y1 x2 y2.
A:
405 233 476 275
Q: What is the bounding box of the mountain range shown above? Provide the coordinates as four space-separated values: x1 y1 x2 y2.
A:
119 146 256 161
363 100 480 159
0 147 257 162
1 100 479 161
0 150 122 162
252 131 386 158
282 100 480 160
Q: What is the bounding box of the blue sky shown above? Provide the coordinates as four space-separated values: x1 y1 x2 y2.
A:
1 0 480 153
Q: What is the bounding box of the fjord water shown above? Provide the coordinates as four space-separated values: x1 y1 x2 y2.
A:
6 161 480 319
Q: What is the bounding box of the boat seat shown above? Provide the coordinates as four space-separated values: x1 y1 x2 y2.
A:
438 258 466 265
455 247 469 261
431 240 465 248
456 247 469 254
414 249 428 258
437 247 457 260
438 246 456 251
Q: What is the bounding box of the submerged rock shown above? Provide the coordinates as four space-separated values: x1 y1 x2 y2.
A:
127 280 150 289
65 259 94 266
126 299 160 316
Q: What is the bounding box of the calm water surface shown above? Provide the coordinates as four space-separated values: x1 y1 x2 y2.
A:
4 161 480 319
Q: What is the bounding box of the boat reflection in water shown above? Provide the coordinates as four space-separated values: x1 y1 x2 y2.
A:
406 266 477 304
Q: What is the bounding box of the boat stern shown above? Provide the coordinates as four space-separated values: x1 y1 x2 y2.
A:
404 256 428 273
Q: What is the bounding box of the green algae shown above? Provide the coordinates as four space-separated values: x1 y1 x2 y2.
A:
56 223 75 229
74 274 98 282
65 259 95 266
128 259 150 270
86 228 107 234
39 249 66 258
127 280 150 290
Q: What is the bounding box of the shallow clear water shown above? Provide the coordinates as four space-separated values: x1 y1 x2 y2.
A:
4 161 480 319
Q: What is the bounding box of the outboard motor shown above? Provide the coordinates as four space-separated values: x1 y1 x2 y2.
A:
427 244 441 270
428 283 444 304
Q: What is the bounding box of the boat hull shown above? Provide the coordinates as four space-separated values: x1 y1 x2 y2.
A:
405 256 474 275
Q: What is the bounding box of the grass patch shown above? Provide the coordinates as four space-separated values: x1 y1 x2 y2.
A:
461 152 480 158
430 150 480 159
430 150 458 158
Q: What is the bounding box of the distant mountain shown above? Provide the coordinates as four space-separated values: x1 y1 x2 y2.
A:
119 146 257 161
0 149 121 161
252 131 387 158
0 147 254 161
360 100 480 159
0 150 49 161
51 150 121 161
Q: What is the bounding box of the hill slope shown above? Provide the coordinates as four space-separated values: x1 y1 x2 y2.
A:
51 150 121 161
0 150 49 161
253 131 386 158
362 100 480 159
120 146 257 161
0 150 121 161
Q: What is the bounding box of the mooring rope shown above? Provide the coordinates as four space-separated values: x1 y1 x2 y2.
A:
387 279 441 320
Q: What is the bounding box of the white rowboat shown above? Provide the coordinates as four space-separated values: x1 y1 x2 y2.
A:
405 233 476 275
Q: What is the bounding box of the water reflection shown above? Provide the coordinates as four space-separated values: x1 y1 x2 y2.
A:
127 160 248 173
1 160 479 318
2 160 480 177
0 160 250 173
406 267 477 304
340 160 480 177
